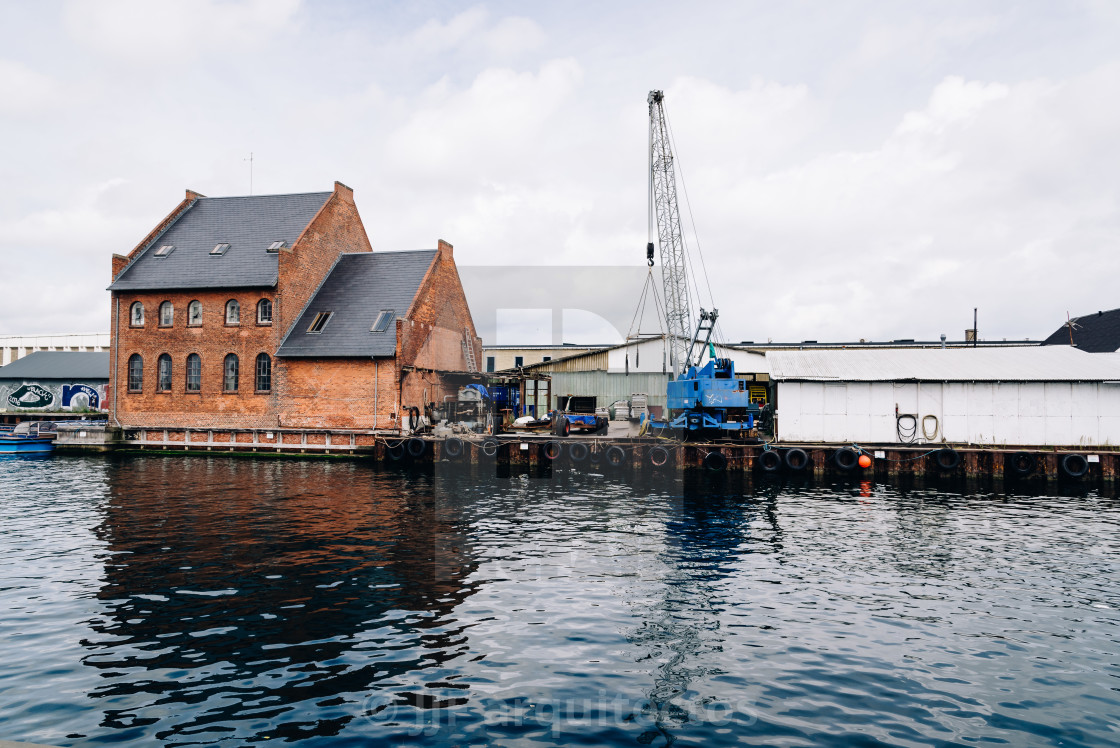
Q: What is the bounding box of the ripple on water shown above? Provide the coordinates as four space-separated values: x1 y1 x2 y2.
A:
0 456 1118 746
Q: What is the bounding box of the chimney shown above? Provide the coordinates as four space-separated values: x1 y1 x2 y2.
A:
438 239 454 259
333 181 355 203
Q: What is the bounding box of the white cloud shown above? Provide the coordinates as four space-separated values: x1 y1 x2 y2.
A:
0 59 62 115
62 0 301 62
0 2 1118 346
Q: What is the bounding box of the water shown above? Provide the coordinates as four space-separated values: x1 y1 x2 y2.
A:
1 455 1118 747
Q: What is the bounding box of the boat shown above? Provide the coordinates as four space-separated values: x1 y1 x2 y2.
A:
0 421 57 454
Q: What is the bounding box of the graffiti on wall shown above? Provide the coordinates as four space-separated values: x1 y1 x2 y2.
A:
0 381 105 411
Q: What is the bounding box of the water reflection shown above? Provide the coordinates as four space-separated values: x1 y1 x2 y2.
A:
86 457 478 744
0 457 1116 746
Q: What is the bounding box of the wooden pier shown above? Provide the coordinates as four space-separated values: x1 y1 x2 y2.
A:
71 425 1120 486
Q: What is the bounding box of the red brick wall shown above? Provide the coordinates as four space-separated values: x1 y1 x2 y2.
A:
399 241 481 370
112 289 280 428
395 240 481 417
277 182 372 335
279 358 399 429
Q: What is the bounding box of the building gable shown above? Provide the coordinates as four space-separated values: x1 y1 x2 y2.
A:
276 250 438 358
108 191 332 291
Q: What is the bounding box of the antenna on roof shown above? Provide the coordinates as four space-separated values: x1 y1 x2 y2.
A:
1065 311 1081 347
244 152 254 195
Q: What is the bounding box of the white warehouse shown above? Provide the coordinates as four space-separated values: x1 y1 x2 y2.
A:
767 347 1120 447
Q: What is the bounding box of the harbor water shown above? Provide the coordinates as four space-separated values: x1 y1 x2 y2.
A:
1 456 1118 746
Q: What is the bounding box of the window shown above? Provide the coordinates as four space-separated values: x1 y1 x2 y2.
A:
130 302 144 326
255 353 271 393
267 241 285 252
153 244 174 257
186 353 201 392
257 299 272 325
371 310 395 333
188 300 202 326
224 354 239 392
307 312 332 333
486 356 495 372
543 356 552 362
159 301 173 327
225 299 240 325
210 243 230 256
515 356 524 367
157 354 172 392
127 354 143 391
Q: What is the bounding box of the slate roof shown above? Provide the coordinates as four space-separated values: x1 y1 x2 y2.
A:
109 192 332 291
0 351 110 381
1041 308 1120 353
276 250 439 357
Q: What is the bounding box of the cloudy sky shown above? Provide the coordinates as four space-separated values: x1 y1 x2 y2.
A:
2 0 1118 345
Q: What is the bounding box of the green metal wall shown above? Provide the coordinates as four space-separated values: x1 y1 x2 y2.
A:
546 372 669 412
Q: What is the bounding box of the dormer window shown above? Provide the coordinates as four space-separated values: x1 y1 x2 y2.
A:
267 241 285 253
210 243 230 256
307 312 332 334
371 310 395 333
153 244 174 257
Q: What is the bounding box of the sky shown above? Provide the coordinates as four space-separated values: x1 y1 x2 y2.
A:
1 0 1118 345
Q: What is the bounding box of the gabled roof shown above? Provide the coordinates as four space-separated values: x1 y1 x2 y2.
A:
109 192 332 291
767 346 1120 382
276 250 439 358
0 351 110 380
1041 308 1120 353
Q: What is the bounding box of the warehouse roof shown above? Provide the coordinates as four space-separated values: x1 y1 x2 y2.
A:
276 250 438 357
767 346 1120 382
1041 308 1120 353
0 351 110 380
109 192 332 291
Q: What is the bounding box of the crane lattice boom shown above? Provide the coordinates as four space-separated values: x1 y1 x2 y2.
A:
648 90 693 378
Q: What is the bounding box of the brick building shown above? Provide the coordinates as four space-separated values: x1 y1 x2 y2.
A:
108 182 480 430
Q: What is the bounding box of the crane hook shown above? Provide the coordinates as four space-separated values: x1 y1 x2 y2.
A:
646 242 655 267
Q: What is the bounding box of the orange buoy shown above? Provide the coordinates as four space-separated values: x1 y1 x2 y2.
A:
858 454 872 468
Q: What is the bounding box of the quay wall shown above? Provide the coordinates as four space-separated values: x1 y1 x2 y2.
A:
85 426 1120 486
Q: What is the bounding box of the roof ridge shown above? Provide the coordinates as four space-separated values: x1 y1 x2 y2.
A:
196 191 333 201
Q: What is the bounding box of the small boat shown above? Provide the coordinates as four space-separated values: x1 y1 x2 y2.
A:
0 421 57 454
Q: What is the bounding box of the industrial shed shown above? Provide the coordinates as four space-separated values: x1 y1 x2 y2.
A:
521 335 769 413
767 347 1120 447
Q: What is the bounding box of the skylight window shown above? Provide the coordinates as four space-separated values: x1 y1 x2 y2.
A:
210 243 230 256
307 312 333 334
267 241 286 252
371 310 395 333
153 244 175 257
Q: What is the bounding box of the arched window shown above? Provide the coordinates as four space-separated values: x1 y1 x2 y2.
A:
157 354 172 392
130 302 144 327
159 301 173 326
257 298 272 325
255 353 271 393
127 354 143 392
186 353 201 392
225 299 240 325
188 300 202 326
224 353 239 392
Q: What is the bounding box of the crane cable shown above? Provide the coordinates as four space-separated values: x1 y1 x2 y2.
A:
665 111 722 346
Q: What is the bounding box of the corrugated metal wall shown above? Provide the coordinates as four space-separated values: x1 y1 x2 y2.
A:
533 351 610 373
547 372 669 410
777 380 1120 446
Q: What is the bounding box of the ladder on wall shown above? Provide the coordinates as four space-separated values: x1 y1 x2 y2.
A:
462 328 478 372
